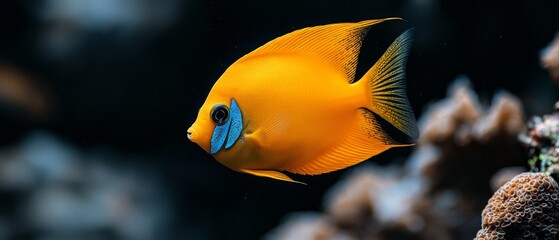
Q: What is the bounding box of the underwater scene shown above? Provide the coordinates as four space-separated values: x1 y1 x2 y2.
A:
1 1 559 240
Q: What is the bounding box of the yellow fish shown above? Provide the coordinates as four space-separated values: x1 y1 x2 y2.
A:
187 18 418 184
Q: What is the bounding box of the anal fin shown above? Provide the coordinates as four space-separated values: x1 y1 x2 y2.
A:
287 109 411 175
241 169 306 185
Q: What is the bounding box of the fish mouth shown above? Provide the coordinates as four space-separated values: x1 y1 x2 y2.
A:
187 126 197 142
187 124 211 153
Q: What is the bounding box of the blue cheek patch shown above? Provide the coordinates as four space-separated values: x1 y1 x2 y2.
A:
225 99 243 149
210 116 231 154
210 99 243 154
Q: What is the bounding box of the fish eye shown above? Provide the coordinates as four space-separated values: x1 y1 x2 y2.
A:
210 104 229 125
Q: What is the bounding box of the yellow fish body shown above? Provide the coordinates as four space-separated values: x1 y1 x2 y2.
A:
187 18 419 184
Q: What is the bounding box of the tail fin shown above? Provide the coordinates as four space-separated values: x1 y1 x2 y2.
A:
359 29 419 139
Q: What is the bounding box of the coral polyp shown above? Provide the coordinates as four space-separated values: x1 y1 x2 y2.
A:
475 172 559 240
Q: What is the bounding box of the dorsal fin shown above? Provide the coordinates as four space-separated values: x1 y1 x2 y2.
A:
237 18 402 82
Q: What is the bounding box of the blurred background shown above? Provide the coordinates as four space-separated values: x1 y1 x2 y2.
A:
0 0 558 240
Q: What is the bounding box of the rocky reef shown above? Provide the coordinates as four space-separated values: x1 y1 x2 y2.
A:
265 31 559 236
264 78 528 240
472 102 559 239
468 31 559 240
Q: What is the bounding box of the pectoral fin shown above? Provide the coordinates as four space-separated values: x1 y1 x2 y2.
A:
241 169 306 185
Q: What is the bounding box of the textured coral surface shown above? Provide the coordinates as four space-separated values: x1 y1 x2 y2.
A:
475 172 559 240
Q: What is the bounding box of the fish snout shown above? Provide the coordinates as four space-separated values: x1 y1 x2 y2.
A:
187 124 211 153
187 126 198 142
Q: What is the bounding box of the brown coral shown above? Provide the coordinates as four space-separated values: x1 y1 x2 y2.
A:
415 79 527 197
262 213 344 240
489 167 527 192
475 172 559 240
541 32 559 84
324 167 378 229
0 64 52 120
